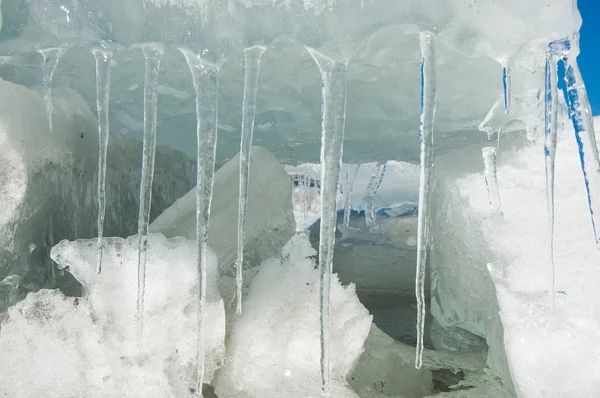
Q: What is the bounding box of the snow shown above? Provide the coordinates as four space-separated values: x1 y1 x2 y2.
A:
0 234 225 397
431 117 600 397
214 233 372 397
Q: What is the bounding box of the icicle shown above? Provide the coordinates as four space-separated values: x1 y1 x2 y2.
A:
342 164 360 236
180 48 220 398
561 34 600 247
235 45 267 315
303 164 312 224
136 43 165 344
38 47 68 133
92 46 113 275
415 31 436 370
364 163 386 228
305 46 348 396
544 41 566 309
502 61 512 115
482 147 501 212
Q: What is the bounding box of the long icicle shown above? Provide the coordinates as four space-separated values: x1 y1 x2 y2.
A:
180 48 220 398
38 46 68 133
92 46 113 274
561 34 600 248
415 31 436 369
544 41 564 309
236 45 267 315
306 46 348 397
482 147 501 212
342 164 360 236
136 43 165 345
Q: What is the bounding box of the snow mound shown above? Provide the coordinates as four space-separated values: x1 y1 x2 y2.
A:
214 233 372 397
0 234 225 397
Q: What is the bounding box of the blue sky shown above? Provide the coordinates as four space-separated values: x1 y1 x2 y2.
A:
579 0 600 115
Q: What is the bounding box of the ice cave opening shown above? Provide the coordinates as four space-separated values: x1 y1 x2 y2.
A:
0 0 599 397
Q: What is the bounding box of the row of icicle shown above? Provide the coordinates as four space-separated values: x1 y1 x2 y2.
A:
33 29 599 397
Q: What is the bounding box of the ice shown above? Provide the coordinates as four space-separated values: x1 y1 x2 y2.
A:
150 146 295 308
0 78 195 291
343 164 360 235
178 48 220 395
415 30 436 370
304 164 314 227
430 113 600 396
544 41 562 308
305 46 348 394
214 233 372 398
561 35 600 246
502 63 512 115
286 161 419 238
363 163 386 229
0 274 20 315
350 324 433 397
429 145 515 392
38 46 68 133
482 147 501 212
0 0 580 163
0 234 225 397
236 45 267 314
92 46 113 274
136 42 165 343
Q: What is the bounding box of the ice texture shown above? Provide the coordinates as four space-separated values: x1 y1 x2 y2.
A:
214 233 372 397
0 234 225 397
0 78 195 292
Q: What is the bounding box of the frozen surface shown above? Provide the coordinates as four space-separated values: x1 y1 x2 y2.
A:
431 118 600 397
214 233 372 397
0 234 225 397
0 78 195 292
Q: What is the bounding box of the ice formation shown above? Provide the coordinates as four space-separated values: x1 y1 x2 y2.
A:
38 46 68 133
305 46 349 394
415 30 436 369
136 42 165 343
92 46 113 274
235 45 267 314
0 0 599 397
